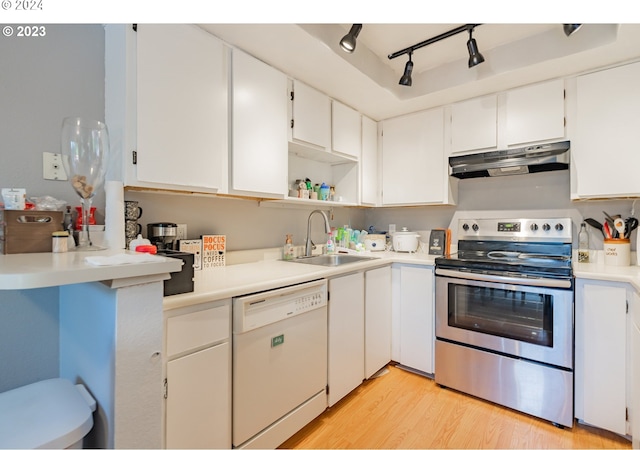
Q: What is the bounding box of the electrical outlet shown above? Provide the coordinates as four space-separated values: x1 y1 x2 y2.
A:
176 224 187 241
43 152 68 181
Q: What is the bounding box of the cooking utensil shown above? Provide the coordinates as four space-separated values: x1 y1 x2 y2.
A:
625 217 639 238
603 221 613 239
584 218 605 238
614 218 626 238
603 211 620 222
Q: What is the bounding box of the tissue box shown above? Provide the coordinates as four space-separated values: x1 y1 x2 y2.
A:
1 210 63 254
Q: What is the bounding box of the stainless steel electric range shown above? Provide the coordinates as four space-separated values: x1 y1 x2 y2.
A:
434 217 574 428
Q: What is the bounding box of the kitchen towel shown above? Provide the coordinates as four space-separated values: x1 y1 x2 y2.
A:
85 253 159 266
104 180 126 250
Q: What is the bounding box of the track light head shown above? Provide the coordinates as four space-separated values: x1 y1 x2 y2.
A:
399 52 413 86
340 24 362 53
563 24 582 37
467 28 485 68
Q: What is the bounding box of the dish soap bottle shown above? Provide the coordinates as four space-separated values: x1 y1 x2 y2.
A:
326 228 336 254
578 222 590 263
283 234 295 261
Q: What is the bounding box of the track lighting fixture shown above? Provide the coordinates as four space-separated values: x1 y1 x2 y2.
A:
388 24 483 86
563 24 582 37
339 24 362 53
399 51 413 86
467 27 485 68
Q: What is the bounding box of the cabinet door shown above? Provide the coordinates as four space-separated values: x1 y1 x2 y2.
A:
291 81 331 150
632 291 640 449
231 49 288 197
575 280 627 435
360 116 378 205
451 95 497 153
365 266 391 379
574 62 640 198
399 265 434 374
166 342 231 449
136 24 227 191
328 272 364 406
505 79 565 146
382 108 445 205
332 101 361 159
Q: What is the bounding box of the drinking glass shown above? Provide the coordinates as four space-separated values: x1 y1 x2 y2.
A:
60 117 109 250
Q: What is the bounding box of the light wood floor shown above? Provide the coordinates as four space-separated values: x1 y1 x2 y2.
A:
280 364 632 449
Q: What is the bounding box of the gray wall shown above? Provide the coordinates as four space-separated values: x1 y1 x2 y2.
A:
0 24 106 211
0 25 105 392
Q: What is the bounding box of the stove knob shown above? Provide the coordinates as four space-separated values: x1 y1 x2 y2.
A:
462 223 469 231
542 223 551 231
530 223 538 231
472 223 479 232
555 223 564 231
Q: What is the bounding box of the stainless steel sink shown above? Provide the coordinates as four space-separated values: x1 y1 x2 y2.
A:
289 254 377 267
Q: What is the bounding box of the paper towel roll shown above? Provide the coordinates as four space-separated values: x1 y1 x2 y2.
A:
104 181 125 250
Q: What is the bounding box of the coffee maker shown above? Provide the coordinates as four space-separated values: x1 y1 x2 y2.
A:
147 222 178 250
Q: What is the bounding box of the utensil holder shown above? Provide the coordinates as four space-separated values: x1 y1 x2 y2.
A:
604 238 630 266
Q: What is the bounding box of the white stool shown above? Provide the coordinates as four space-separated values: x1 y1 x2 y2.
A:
0 378 96 449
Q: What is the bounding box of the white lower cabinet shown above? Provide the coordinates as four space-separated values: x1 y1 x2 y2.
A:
632 290 640 448
164 300 231 449
575 279 630 436
328 272 365 407
391 264 434 375
365 266 392 379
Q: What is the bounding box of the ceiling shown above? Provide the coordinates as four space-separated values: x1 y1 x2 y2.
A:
199 23 640 121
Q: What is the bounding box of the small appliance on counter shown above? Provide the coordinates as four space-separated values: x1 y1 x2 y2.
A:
147 222 177 250
157 249 194 296
392 228 420 253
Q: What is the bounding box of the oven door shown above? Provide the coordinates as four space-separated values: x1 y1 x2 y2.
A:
435 271 573 369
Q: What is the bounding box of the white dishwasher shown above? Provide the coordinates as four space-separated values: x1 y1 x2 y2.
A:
233 279 328 449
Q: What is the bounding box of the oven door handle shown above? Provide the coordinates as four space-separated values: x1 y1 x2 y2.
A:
435 268 572 289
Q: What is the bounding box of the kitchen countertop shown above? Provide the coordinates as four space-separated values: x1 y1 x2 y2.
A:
5 248 640 306
573 261 640 291
163 251 439 311
0 249 183 290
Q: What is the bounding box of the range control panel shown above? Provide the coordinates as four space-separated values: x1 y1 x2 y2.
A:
458 218 572 243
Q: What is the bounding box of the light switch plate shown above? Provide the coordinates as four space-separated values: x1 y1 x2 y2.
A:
176 224 187 241
43 152 68 181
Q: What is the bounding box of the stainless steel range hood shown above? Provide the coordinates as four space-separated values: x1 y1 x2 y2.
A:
449 141 570 179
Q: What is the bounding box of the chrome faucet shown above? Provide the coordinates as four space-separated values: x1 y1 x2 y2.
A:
304 210 331 256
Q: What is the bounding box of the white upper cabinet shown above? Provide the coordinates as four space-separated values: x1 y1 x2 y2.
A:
505 78 565 146
451 95 498 153
382 108 453 205
360 116 378 206
289 80 331 152
449 79 565 156
331 100 361 159
230 49 288 198
573 62 640 199
135 24 228 192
